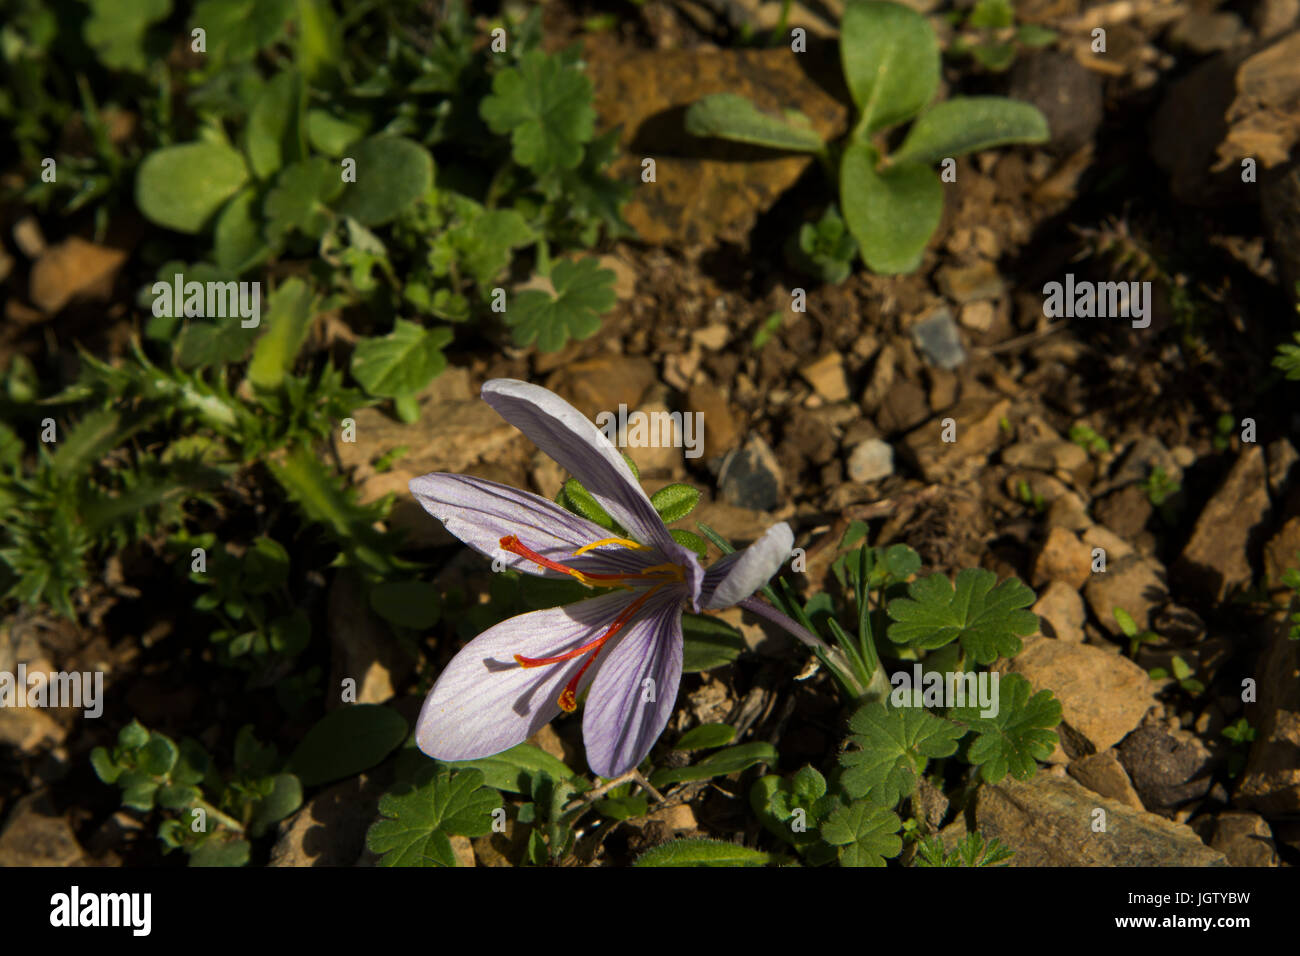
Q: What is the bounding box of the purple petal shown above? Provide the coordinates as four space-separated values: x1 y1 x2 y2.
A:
581 588 684 778
415 592 634 762
479 379 675 553
699 522 793 609
408 472 666 577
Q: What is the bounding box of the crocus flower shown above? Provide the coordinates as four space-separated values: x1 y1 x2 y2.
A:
408 378 806 778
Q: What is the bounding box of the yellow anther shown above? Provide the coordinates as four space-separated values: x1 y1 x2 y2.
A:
572 536 647 557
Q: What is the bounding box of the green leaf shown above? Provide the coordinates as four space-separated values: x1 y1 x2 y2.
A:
249 773 303 837
557 478 617 531
443 743 576 794
83 0 170 73
681 612 745 673
188 837 251 867
890 97 1049 166
247 278 315 391
448 208 536 289
840 0 939 135
675 723 737 751
840 142 942 275
1113 606 1138 638
633 838 772 867
306 109 368 156
839 703 964 805
506 257 616 351
819 799 902 867
886 568 1038 665
334 136 434 227
350 319 453 409
264 156 345 242
367 769 501 866
950 673 1061 783
213 188 269 273
286 705 408 787
246 70 304 179
136 143 250 234
190 0 292 64
119 720 150 750
650 741 778 788
52 408 121 477
670 529 709 561
684 94 825 153
368 579 441 629
650 483 701 524
480 49 596 174
138 733 179 776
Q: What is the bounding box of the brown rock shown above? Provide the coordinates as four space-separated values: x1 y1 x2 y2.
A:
1068 750 1144 809
1002 439 1088 473
935 260 1004 303
1264 516 1300 587
974 773 1226 866
1093 484 1154 542
1033 527 1092 590
1033 580 1085 643
1008 637 1156 756
1217 31 1300 170
1175 446 1272 600
546 355 658 420
686 382 740 463
587 44 849 245
1238 617 1300 813
0 792 87 866
799 352 850 403
1210 812 1279 867
29 237 127 314
1084 554 1169 634
1116 721 1214 812
900 396 1011 483
875 380 930 435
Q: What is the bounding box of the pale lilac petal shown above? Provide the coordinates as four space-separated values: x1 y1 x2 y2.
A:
699 522 793 609
479 379 675 552
415 592 633 761
581 588 684 778
408 473 665 577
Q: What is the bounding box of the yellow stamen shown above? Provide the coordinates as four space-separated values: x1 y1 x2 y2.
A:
572 536 647 557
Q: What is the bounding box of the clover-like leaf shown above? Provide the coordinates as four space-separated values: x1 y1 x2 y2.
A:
480 50 595 174
505 257 616 352
367 769 501 867
886 567 1038 664
950 673 1061 783
839 703 964 805
819 799 903 867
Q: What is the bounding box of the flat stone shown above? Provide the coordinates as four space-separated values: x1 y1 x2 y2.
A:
1007 637 1155 756
1175 445 1271 600
272 773 392 867
1068 750 1144 809
29 237 127 314
1210 812 1279 866
845 438 894 484
1116 721 1214 812
685 382 740 465
910 308 966 370
1238 618 1300 813
1264 516 1300 588
935 261 1004 303
973 773 1226 866
586 44 849 246
0 792 86 866
1033 580 1085 643
718 436 784 511
900 396 1011 483
1003 439 1088 473
799 352 850 403
1032 527 1092 590
1084 553 1169 634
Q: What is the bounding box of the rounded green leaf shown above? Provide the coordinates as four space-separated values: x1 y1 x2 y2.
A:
840 142 942 275
333 136 434 226
286 705 408 787
650 483 701 524
135 143 250 233
841 0 939 135
890 97 1049 167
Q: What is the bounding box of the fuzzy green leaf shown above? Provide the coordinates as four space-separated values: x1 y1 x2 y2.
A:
890 97 1049 167
684 94 825 153
840 0 939 135
650 483 701 524
675 723 737 751
634 838 772 867
886 568 1038 664
367 769 501 866
333 136 434 227
839 703 964 805
649 741 778 788
841 141 942 275
505 257 616 352
950 673 1061 783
